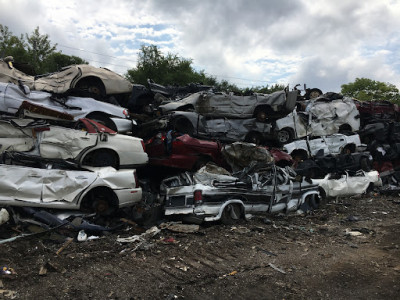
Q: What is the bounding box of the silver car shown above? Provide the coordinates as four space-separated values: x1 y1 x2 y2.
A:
0 156 142 214
0 82 133 133
0 118 148 169
160 90 298 122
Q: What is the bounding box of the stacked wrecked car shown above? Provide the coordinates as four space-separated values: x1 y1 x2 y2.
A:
1 58 399 234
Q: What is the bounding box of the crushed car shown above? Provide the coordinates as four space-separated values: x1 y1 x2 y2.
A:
283 133 364 162
160 163 320 224
0 57 133 103
295 151 373 179
167 111 273 144
0 152 142 214
145 131 226 171
273 94 360 144
0 82 133 132
128 79 213 114
354 99 400 126
159 89 298 122
312 170 382 199
0 117 148 169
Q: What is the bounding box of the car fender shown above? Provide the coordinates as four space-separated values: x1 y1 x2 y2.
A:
203 199 245 222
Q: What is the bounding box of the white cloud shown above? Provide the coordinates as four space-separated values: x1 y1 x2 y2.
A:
1 0 400 91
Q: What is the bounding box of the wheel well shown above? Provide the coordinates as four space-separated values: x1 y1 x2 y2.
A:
342 144 356 153
75 76 105 94
85 112 117 131
80 186 118 214
176 104 195 112
81 148 120 169
244 131 263 144
291 149 308 161
253 105 275 118
339 124 352 133
171 117 194 135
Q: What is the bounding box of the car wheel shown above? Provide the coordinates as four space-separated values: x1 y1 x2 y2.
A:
318 187 326 201
277 129 292 144
86 113 118 131
306 194 320 209
75 78 106 99
360 157 371 171
220 203 242 225
255 109 268 122
341 146 353 154
92 150 119 169
245 132 263 145
291 150 308 163
308 88 323 99
81 188 117 215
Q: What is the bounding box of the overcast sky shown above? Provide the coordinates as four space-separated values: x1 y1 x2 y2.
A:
1 0 400 92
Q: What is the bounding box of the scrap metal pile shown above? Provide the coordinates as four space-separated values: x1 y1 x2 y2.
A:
0 57 399 240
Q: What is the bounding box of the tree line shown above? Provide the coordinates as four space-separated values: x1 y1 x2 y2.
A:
1 24 399 102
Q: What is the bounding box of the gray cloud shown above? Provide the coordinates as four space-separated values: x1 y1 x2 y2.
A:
1 0 400 92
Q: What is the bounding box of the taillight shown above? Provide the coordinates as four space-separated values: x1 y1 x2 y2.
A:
194 190 202 205
134 170 139 188
141 140 145 152
123 109 129 117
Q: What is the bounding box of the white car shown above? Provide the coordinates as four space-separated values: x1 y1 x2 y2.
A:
274 97 360 144
0 82 133 133
283 133 364 162
0 58 133 99
0 118 148 169
0 157 142 214
313 170 382 199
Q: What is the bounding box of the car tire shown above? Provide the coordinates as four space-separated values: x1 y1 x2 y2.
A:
75 78 106 99
308 88 323 99
277 129 293 144
220 203 242 225
341 145 354 155
255 109 268 122
81 188 117 215
245 132 263 145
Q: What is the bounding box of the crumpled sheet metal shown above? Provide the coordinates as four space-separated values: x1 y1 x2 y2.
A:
194 163 237 186
307 97 360 135
161 90 296 118
0 122 35 153
0 164 97 203
0 82 128 121
221 142 274 172
313 170 380 197
39 126 97 160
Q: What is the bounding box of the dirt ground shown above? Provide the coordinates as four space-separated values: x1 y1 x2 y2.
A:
1 193 400 300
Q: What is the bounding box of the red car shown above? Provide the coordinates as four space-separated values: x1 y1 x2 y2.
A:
354 100 400 125
145 132 226 170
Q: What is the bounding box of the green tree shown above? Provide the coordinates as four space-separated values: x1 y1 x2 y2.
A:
255 83 286 94
341 78 400 103
25 27 57 73
43 52 88 73
126 45 218 87
0 24 28 62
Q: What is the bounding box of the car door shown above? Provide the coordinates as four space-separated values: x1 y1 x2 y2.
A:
0 165 43 203
42 168 97 204
325 173 349 197
308 137 330 156
324 135 347 155
39 126 98 160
